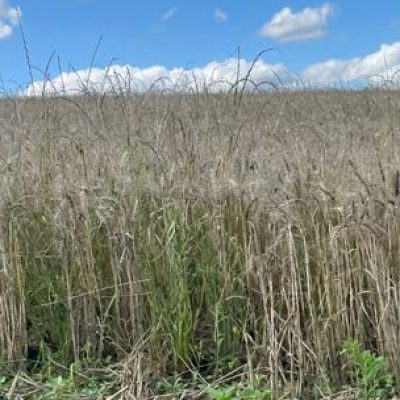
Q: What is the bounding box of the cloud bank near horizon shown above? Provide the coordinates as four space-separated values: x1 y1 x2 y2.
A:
25 59 290 95
25 42 400 96
303 42 400 85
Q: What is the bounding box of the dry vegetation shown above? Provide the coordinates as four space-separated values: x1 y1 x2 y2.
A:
0 87 400 398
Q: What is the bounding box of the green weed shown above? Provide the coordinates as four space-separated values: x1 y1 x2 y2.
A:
341 340 395 399
207 381 272 400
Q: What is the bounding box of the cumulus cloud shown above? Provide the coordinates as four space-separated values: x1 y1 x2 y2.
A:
259 3 334 42
0 23 11 38
0 0 20 39
214 8 227 22
24 41 400 95
161 8 176 22
303 42 400 85
25 58 290 96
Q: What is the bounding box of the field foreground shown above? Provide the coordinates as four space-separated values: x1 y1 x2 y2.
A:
1 89 400 399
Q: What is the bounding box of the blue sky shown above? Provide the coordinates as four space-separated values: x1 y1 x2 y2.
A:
0 0 399 92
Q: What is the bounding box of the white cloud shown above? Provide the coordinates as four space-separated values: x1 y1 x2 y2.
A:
25 59 290 96
214 8 227 22
0 21 11 38
259 3 334 42
0 0 20 39
161 8 176 22
303 42 400 85
24 42 400 95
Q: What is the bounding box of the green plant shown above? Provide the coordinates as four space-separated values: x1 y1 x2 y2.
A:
154 375 188 397
207 381 272 400
341 340 395 399
0 376 8 395
19 372 110 399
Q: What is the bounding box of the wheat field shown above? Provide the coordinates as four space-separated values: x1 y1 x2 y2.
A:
0 88 400 398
